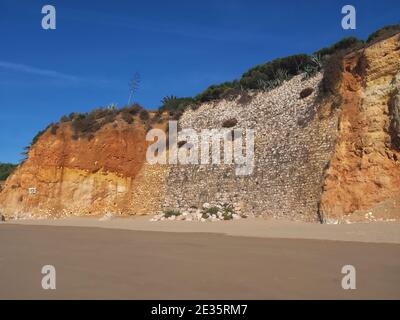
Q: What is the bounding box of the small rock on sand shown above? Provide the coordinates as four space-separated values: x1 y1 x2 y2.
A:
99 212 114 221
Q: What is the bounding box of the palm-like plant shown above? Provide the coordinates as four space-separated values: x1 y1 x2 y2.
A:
161 95 178 105
302 55 322 80
128 72 141 105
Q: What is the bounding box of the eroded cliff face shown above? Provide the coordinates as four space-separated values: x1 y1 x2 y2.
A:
320 34 400 221
163 73 338 222
1 35 399 222
0 116 167 218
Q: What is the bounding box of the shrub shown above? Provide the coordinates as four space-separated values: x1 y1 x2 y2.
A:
139 109 150 121
92 114 110 130
195 81 239 103
91 108 112 119
121 110 134 124
183 37 366 103
0 163 17 181
163 210 181 218
367 24 400 44
151 111 163 124
302 54 323 80
321 51 345 95
50 124 59 135
26 104 149 153
201 206 222 219
201 205 236 220
144 122 153 133
159 96 195 119
240 54 311 90
31 129 45 145
193 54 323 102
221 205 235 220
30 124 52 147
203 207 219 216
314 37 364 58
72 114 95 135
60 115 69 122
126 103 143 115
70 110 119 138
220 87 242 101
67 106 145 138
190 102 201 111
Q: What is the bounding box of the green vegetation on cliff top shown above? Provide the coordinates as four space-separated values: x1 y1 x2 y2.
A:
0 163 17 181
26 24 400 150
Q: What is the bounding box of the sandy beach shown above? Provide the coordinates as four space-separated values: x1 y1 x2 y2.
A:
1 217 400 299
5 215 400 243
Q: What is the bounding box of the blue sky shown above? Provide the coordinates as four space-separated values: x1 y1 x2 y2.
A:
1 0 399 163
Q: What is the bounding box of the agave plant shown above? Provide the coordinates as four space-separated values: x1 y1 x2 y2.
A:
310 54 323 69
128 72 141 105
161 95 178 105
107 103 118 110
267 78 283 89
274 68 290 82
302 54 322 80
257 79 269 91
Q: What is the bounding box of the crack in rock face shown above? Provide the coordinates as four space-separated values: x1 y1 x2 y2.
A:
389 86 400 150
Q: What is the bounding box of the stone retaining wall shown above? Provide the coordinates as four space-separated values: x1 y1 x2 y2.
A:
163 74 339 222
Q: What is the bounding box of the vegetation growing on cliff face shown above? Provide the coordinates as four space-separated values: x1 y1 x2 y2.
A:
321 51 346 95
159 96 196 120
367 24 400 44
139 109 150 121
30 127 48 146
65 104 149 140
0 163 17 181
188 37 364 104
22 123 55 158
195 81 240 103
314 37 364 58
162 25 398 112
25 103 154 147
240 54 311 89
163 210 181 218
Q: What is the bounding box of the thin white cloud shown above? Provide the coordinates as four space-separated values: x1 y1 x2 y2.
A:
63 8 280 44
0 60 79 81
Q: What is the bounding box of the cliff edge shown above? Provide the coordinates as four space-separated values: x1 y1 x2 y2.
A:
1 33 399 222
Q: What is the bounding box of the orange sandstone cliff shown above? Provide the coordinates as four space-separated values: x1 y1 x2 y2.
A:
320 34 400 221
0 114 167 218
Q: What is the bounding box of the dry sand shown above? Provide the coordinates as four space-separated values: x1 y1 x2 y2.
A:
1 217 399 299
5 215 400 243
